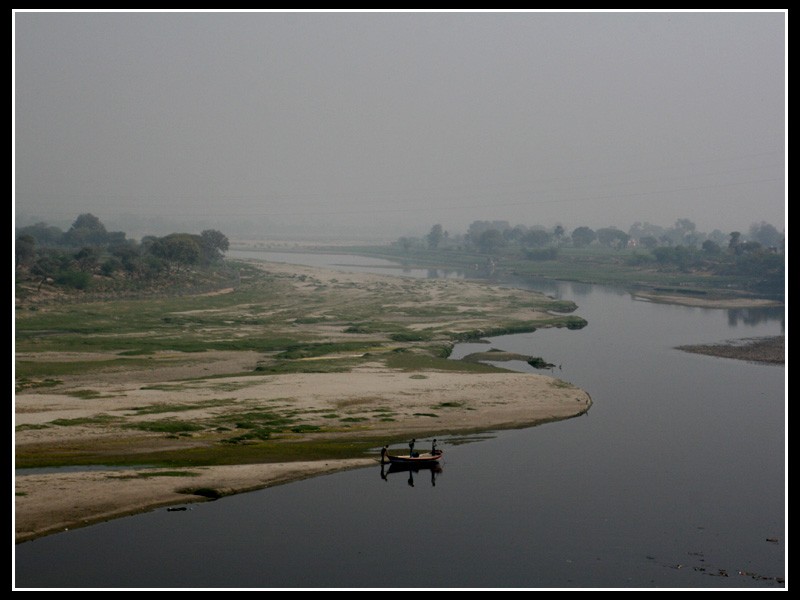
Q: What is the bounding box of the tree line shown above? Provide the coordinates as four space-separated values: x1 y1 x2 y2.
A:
399 218 785 296
15 213 230 291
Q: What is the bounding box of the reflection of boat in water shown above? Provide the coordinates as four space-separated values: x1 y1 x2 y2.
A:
385 450 443 465
385 461 443 476
380 459 442 486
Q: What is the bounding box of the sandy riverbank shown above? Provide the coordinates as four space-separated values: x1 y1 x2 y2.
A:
677 335 785 364
633 291 783 309
15 367 591 543
15 260 593 543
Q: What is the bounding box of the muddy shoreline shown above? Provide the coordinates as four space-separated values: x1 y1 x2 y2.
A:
676 335 784 364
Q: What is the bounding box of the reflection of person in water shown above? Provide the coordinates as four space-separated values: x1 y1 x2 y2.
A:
407 470 415 487
380 464 388 481
409 438 415 457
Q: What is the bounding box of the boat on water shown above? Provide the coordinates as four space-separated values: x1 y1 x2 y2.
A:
384 450 443 464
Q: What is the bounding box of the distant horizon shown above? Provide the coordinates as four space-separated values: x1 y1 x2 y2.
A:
14 206 784 246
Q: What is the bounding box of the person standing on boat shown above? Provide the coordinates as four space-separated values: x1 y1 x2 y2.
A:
409 438 415 457
431 438 438 455
380 445 388 464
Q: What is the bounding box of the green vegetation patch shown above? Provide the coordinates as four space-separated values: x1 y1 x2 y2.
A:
15 358 157 380
222 410 297 429
51 415 119 427
343 322 387 334
293 316 331 324
389 330 434 342
63 389 111 399
124 420 207 434
448 320 581 342
253 359 352 374
183 487 226 499
549 379 575 389
221 428 273 444
16 423 50 431
434 401 465 408
275 341 379 360
527 357 556 369
290 424 323 433
207 380 266 392
127 398 236 415
15 377 62 392
140 382 196 392
385 351 509 373
462 350 533 363
110 470 201 480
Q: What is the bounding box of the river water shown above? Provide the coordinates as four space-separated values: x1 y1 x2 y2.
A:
14 251 786 589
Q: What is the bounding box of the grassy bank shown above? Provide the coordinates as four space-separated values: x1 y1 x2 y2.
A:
15 259 589 470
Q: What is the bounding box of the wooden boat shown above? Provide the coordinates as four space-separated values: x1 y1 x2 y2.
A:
385 450 443 464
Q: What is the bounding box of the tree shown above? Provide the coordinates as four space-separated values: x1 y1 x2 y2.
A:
75 246 100 272
100 256 123 277
110 243 142 275
477 229 505 254
200 229 230 263
739 241 763 254
521 229 552 248
597 227 629 249
701 240 721 255
639 235 659 249
71 213 104 231
652 245 696 271
30 250 73 290
17 222 64 246
149 233 202 265
571 226 596 248
553 225 565 245
628 221 666 241
61 213 127 247
707 229 728 245
728 231 742 254
748 221 784 249
672 218 697 245
426 224 444 250
15 234 36 266
504 225 527 244
63 213 108 247
467 220 510 248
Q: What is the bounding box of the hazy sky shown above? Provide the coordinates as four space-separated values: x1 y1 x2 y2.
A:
13 10 786 240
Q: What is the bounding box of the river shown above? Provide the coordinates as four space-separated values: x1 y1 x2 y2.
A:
14 251 786 589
